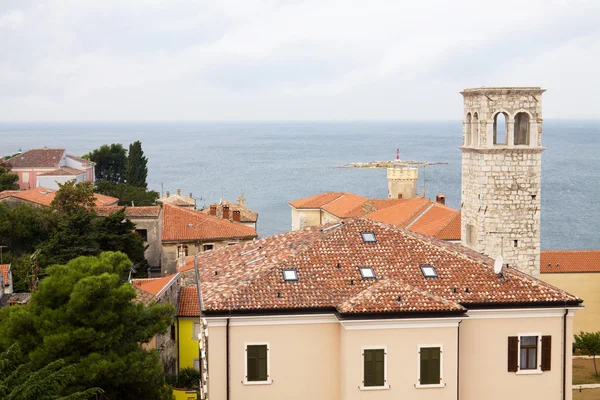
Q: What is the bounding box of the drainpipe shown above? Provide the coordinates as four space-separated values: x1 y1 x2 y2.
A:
563 308 568 400
176 317 180 373
457 320 462 400
227 318 230 400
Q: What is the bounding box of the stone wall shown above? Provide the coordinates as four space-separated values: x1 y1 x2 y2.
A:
387 167 418 199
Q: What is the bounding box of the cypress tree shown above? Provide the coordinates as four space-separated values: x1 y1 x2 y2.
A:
125 141 148 188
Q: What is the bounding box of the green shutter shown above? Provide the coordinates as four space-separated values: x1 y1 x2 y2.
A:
364 349 385 387
420 347 441 385
247 345 268 381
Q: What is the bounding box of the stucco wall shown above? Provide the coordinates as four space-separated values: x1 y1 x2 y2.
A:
291 208 321 231
541 273 600 334
131 216 161 268
37 173 85 190
178 318 201 371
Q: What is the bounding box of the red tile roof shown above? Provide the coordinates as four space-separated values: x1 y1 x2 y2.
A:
132 273 179 304
0 188 118 208
367 197 432 227
178 286 200 316
321 193 368 218
435 213 461 241
540 250 600 274
0 264 10 287
159 193 196 207
38 167 85 176
65 155 95 166
409 203 461 241
95 206 161 218
162 204 258 242
200 201 259 223
7 148 65 168
181 218 579 316
289 192 346 209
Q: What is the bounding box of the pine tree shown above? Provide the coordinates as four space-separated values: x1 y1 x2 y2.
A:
125 141 148 188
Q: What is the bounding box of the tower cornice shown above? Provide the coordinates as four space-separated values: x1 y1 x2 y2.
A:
460 87 546 96
459 146 546 154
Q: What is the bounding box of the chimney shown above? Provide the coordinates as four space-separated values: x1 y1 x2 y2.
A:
209 204 217 216
177 245 186 268
436 193 446 205
222 205 230 220
166 191 170 198
232 210 241 222
177 188 181 196
397 193 403 199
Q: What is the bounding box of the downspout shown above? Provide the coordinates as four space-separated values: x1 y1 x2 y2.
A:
563 308 568 400
226 317 230 400
176 317 180 373
457 319 462 400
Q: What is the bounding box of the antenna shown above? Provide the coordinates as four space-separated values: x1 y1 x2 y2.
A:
494 255 504 275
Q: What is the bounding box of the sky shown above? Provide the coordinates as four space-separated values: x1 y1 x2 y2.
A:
0 0 598 121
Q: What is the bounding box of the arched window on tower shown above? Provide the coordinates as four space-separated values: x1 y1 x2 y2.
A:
514 112 530 145
493 112 508 145
472 112 479 146
465 113 472 146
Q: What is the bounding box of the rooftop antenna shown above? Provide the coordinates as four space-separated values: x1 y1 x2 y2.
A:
494 254 504 275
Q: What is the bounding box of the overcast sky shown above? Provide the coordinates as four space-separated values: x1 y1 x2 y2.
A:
0 0 598 121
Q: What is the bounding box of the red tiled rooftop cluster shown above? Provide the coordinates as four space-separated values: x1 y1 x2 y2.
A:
540 250 600 274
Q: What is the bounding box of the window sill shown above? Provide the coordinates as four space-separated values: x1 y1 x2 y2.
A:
416 382 445 389
243 379 272 386
360 384 389 391
516 370 543 375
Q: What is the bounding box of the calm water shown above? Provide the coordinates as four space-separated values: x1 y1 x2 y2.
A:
1 120 598 250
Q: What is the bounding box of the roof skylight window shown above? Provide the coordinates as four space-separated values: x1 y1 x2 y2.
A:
282 269 298 281
360 232 376 243
420 265 438 278
359 266 376 279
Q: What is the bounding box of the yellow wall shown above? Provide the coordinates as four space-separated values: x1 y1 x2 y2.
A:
178 318 200 370
173 388 197 400
541 273 600 334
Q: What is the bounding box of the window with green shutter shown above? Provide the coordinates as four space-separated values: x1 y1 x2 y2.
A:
246 345 268 381
419 347 441 385
363 349 385 387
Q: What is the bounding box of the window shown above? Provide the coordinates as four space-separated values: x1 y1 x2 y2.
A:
420 265 437 278
362 347 387 389
282 269 298 281
135 229 148 241
193 322 201 340
465 113 472 146
508 335 551 373
22 172 29 183
203 244 214 252
514 112 530 145
493 112 508 145
245 344 270 384
193 358 200 371
418 346 442 387
360 232 377 243
359 267 375 279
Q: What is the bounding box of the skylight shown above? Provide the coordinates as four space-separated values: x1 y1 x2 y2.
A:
359 266 375 279
282 269 298 281
420 265 438 278
360 232 376 243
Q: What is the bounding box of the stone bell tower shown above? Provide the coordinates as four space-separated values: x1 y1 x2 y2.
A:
460 87 545 278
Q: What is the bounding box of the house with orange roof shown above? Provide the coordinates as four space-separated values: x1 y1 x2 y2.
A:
159 188 197 210
161 204 258 274
177 218 580 400
290 192 461 241
0 187 118 208
540 250 600 334
5 148 95 190
0 264 13 295
200 195 259 230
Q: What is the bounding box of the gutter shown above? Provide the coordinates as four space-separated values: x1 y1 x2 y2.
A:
457 319 462 400
563 308 568 400
227 318 230 400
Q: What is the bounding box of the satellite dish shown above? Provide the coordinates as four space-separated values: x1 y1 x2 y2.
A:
494 255 504 274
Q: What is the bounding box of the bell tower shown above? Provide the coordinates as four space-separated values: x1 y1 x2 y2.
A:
460 87 545 277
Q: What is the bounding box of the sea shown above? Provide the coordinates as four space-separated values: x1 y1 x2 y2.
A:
0 120 598 250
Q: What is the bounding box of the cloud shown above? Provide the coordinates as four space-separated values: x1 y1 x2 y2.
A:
0 0 598 120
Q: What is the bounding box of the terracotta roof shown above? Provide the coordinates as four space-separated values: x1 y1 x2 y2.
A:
0 188 119 208
367 197 432 227
162 204 258 242
435 213 461 241
200 201 259 223
133 273 179 296
38 167 85 176
159 193 196 207
540 250 600 274
289 192 346 209
322 193 369 218
95 206 161 218
0 264 10 287
65 155 95 166
6 148 65 168
181 218 579 316
178 286 200 316
409 204 461 240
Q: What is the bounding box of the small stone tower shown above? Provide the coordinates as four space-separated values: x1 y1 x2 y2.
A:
460 87 545 277
387 167 418 199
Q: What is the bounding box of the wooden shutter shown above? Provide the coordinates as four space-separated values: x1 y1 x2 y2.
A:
364 349 384 387
541 336 552 371
508 336 518 372
247 345 268 381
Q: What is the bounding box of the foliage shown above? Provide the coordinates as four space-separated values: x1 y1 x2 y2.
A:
0 252 175 400
0 203 54 256
88 144 127 184
50 180 96 214
125 141 149 188
0 165 19 191
0 344 103 400
575 332 600 376
95 180 159 206
175 367 200 390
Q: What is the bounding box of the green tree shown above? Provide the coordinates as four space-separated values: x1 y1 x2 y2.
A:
95 180 159 206
0 344 103 400
0 252 174 400
89 144 127 184
574 332 600 376
50 180 96 214
125 141 148 188
0 203 54 256
0 165 19 191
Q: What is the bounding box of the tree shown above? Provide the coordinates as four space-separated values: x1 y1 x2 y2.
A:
0 252 174 400
0 203 54 256
574 332 600 376
95 180 159 207
0 165 19 191
0 344 103 400
88 144 127 184
50 180 96 214
125 141 148 188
